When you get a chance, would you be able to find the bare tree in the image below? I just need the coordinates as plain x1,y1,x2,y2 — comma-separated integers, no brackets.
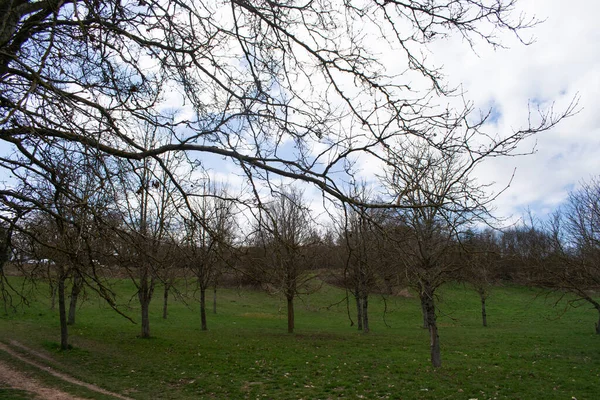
545,178,600,334
254,187,316,333
461,228,502,327
158,240,175,320
182,182,235,331
7,142,115,349
343,208,374,333
383,141,495,368
336,191,389,333
109,133,184,338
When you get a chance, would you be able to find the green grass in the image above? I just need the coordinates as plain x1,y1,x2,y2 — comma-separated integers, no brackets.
0,388,32,400
0,279,599,399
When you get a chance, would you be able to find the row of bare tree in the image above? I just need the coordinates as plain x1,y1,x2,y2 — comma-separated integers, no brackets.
3,170,598,368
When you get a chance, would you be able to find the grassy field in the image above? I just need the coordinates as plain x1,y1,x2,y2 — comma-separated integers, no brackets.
0,278,598,399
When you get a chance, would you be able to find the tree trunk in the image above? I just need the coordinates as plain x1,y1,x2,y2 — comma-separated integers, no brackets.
384,276,392,295
67,273,83,325
162,283,170,320
596,307,600,335
50,280,56,311
428,315,442,368
479,289,488,328
355,292,363,331
362,294,369,333
287,295,295,333
213,285,217,314
422,284,441,368
1,279,7,314
421,300,428,329
140,296,150,338
138,273,151,338
200,286,207,331
58,275,69,350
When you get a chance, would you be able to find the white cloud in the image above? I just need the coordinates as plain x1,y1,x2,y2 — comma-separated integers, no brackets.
418,0,600,223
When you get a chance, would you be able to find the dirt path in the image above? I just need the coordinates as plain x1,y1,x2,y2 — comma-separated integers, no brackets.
0,341,134,400
0,358,86,400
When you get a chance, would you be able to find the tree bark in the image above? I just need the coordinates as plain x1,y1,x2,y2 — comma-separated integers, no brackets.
138,180,152,339
479,289,488,327
162,283,170,320
50,280,56,311
421,300,428,329
138,272,151,338
362,294,369,333
200,286,207,331
213,285,217,314
140,296,150,338
355,292,363,331
58,275,69,350
287,295,295,333
67,273,83,325
422,285,441,368
1,279,7,314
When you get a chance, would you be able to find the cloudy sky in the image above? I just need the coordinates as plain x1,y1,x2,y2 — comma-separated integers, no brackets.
427,0,600,224
218,0,600,228
135,0,600,229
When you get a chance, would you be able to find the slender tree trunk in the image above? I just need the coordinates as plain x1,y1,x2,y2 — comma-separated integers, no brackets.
67,273,83,325
355,291,363,331
596,307,600,335
139,270,151,338
422,284,441,368
138,179,152,339
479,288,488,327
50,280,56,310
162,283,170,320
362,294,369,333
200,286,207,331
213,285,217,314
287,295,295,333
58,274,69,350
1,279,7,314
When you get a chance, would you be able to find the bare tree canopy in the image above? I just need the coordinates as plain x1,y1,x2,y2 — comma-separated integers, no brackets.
0,0,575,215
252,186,317,333
545,177,600,334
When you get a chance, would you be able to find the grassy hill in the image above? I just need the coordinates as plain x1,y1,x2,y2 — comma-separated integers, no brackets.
0,279,598,399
